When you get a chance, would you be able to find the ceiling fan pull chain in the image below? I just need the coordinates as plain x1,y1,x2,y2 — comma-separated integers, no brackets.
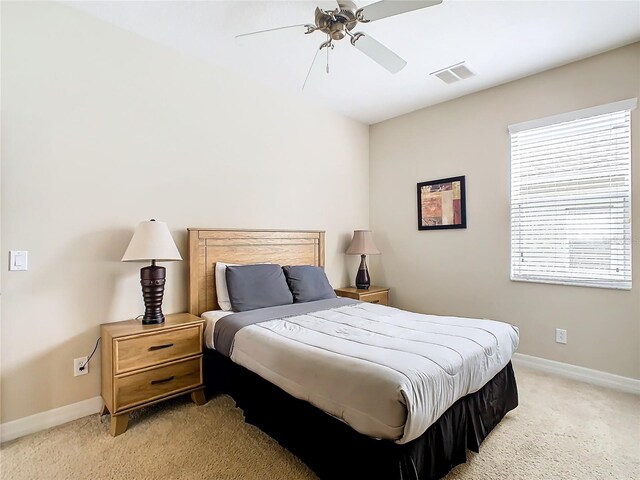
326,38,330,74
325,34,330,74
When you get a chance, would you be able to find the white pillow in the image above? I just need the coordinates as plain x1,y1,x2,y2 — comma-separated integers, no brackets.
215,262,237,311
215,261,271,311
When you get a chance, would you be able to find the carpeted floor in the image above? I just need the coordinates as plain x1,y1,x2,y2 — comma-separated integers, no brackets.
1,366,638,480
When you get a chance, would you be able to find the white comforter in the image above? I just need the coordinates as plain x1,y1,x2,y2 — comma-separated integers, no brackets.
205,302,519,444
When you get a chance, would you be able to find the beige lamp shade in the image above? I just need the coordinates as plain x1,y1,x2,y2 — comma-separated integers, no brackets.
346,230,380,255
121,220,182,262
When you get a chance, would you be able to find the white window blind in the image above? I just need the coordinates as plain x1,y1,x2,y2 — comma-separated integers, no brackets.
510,101,634,290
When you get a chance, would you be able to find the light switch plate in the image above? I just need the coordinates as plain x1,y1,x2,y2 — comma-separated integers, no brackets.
9,251,28,271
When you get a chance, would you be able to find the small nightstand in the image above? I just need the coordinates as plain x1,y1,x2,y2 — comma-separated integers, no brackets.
335,286,390,306
100,313,206,436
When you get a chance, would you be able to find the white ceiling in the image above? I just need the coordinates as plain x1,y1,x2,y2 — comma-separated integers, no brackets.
65,1,640,125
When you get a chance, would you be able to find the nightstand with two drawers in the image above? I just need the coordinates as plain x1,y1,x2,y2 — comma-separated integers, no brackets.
335,286,390,306
100,313,206,436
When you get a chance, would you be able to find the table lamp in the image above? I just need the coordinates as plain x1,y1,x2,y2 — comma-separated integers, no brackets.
346,230,380,290
122,219,182,324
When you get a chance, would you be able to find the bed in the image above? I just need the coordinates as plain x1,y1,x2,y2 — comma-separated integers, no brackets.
188,228,519,480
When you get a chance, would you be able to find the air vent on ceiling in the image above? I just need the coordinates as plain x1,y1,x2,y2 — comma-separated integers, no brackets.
430,62,475,84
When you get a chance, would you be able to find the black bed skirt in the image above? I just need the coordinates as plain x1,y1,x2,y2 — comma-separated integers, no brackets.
204,350,518,480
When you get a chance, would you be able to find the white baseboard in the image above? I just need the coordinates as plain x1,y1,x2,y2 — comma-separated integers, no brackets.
512,353,640,395
0,396,102,443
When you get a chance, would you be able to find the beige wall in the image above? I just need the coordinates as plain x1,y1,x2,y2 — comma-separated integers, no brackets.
0,3,369,422
370,43,640,379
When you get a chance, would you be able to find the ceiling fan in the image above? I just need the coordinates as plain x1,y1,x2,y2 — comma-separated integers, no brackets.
237,0,443,90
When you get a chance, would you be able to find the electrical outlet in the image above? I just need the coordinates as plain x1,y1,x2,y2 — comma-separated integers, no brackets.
74,356,89,376
555,328,567,344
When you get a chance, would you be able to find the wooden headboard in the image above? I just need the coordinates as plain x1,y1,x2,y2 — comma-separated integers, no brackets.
188,228,325,316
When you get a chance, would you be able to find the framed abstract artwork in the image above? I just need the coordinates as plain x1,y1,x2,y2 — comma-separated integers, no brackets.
417,175,466,230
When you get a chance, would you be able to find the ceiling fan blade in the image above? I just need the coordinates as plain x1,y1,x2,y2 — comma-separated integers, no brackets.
352,33,407,73
236,24,308,42
337,0,357,10
302,44,326,91
359,0,443,22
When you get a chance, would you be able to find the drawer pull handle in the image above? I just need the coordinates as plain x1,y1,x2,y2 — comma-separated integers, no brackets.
371,300,380,303
148,343,174,351
151,376,175,385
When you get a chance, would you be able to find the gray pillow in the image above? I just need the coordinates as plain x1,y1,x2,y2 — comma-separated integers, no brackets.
283,265,337,303
226,264,293,312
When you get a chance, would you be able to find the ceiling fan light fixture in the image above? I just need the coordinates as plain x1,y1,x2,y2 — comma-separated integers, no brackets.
330,22,347,40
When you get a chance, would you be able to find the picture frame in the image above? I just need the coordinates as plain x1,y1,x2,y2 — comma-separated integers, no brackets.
417,175,466,230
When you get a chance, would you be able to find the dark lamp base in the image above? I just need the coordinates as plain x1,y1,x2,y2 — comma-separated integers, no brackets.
142,314,165,325
140,263,166,325
355,254,371,290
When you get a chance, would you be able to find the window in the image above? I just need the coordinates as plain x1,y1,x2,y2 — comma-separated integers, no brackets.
509,99,635,290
